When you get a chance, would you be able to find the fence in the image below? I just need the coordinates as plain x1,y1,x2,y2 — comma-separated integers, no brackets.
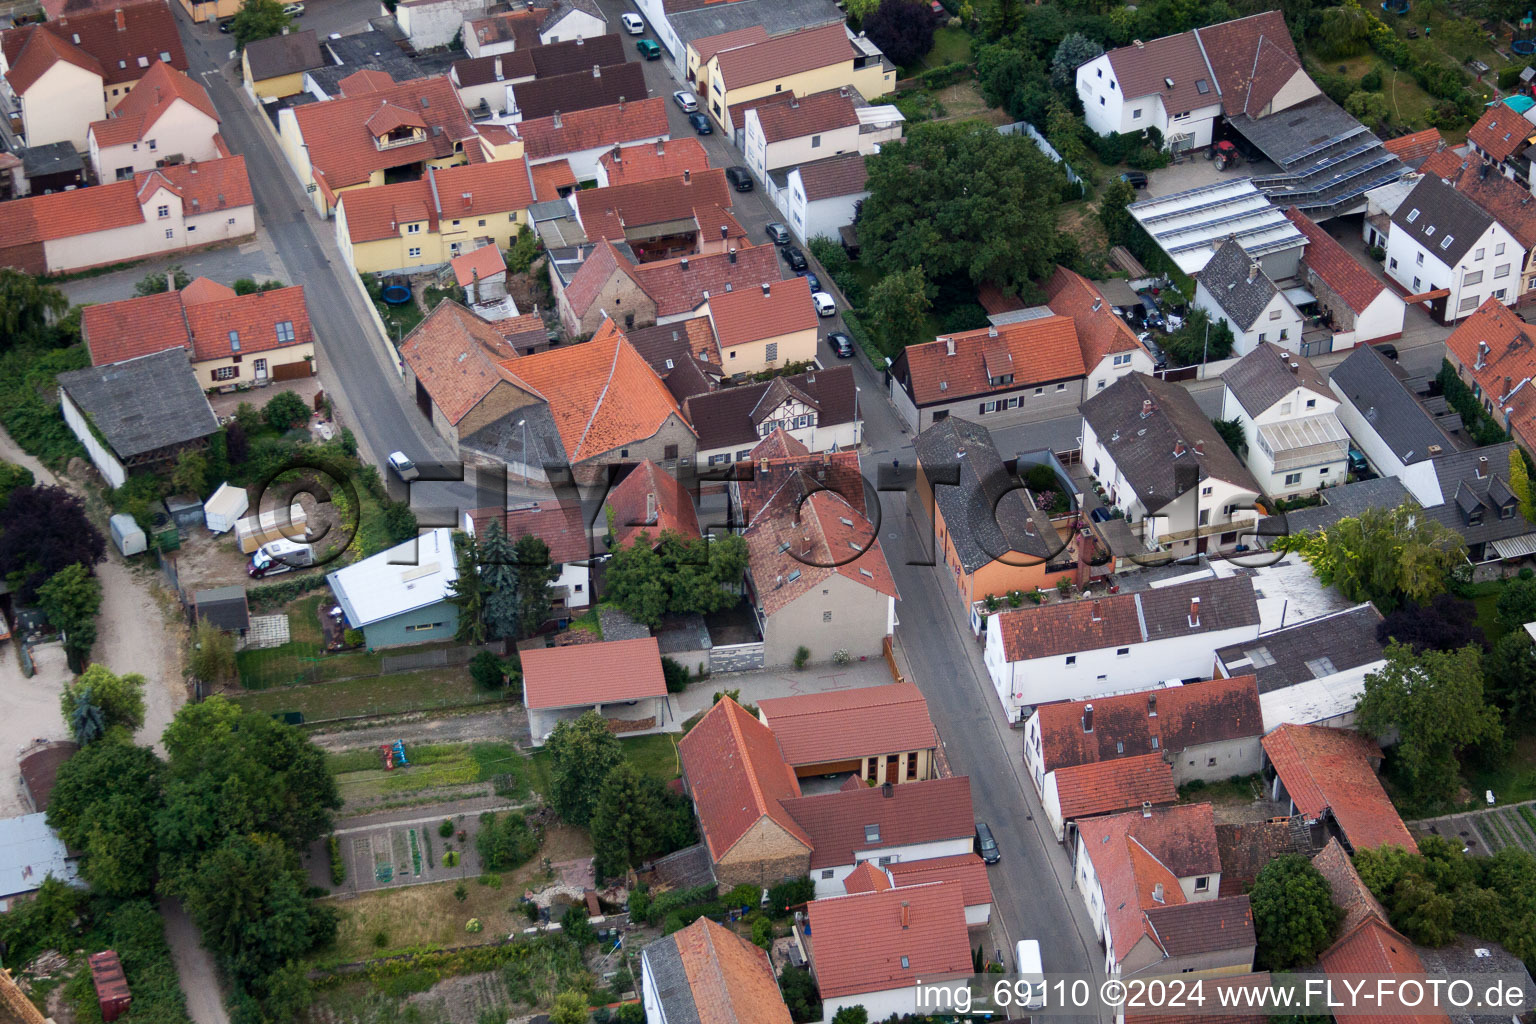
379,640,507,674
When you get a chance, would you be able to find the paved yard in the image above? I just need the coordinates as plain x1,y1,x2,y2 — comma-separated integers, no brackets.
671,659,897,721
242,615,290,650
56,239,278,307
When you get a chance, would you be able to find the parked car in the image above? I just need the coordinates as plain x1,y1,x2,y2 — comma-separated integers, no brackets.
1015,940,1046,1009
1120,170,1149,189
217,17,232,30
975,822,1000,864
798,270,821,292
828,331,854,358
636,38,661,59
1376,343,1399,360
687,111,712,134
621,12,644,33
725,166,753,191
782,245,808,271
282,2,304,15
1347,444,1369,476
765,222,791,245
1138,294,1164,331
672,90,698,112
387,450,419,482
812,291,836,316
248,538,315,579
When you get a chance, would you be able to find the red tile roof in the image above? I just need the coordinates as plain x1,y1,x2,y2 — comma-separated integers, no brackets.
705,276,815,349
977,282,1027,316
885,853,993,909
1382,128,1445,166
841,861,892,894
1193,11,1298,116
1053,754,1177,821
1445,297,1536,450
573,168,733,243
1240,38,1304,116
1102,31,1212,121
679,696,811,861
516,97,669,162
464,500,590,564
87,57,216,148
997,596,1143,663
599,137,710,187
727,91,796,133
1143,896,1254,956
744,487,898,617
605,459,701,548
795,152,868,202
1313,836,1389,936
293,76,474,193
669,918,795,1024
83,279,312,367
3,0,186,93
179,276,235,304
747,87,859,144
805,882,972,999
1284,208,1389,315
1319,918,1447,1024
632,243,778,319
1045,265,1148,366
338,158,533,243
713,23,852,91
782,776,974,870
464,9,541,50
1420,147,1536,250
897,313,1084,406
1262,724,1415,851
1468,103,1534,163
758,683,935,766
522,636,667,709
453,244,507,288
400,301,530,425
689,24,769,63
529,158,577,201
562,239,640,317
735,442,864,527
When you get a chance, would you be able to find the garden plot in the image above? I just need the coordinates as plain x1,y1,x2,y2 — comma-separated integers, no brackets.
1460,801,1536,854
337,817,487,893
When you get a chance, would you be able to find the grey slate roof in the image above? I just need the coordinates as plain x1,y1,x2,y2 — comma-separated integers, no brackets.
1328,344,1453,466
57,349,219,459
509,61,647,121
666,0,842,50
1256,476,1412,536
1081,373,1261,513
1197,238,1280,331
21,141,82,178
912,416,1057,572
1223,342,1333,418
1214,603,1385,694
194,586,250,632
243,29,324,80
640,934,702,1024
683,365,855,450
1422,442,1536,547
1390,173,1491,268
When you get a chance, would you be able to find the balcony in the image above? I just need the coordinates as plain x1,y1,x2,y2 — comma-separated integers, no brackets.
1257,414,1350,473
1154,511,1261,546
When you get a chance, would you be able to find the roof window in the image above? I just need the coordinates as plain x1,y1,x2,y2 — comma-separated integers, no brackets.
1195,79,1210,94
228,331,240,352
1440,236,1454,250
864,824,880,843
1407,209,1420,223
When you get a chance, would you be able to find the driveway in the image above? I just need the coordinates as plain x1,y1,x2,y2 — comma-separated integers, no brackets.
56,240,278,307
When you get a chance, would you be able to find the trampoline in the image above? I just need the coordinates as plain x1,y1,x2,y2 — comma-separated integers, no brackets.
1514,11,1536,55
380,281,413,305
1380,0,1409,14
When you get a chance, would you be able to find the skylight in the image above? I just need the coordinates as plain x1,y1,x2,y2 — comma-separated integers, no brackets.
1195,79,1210,94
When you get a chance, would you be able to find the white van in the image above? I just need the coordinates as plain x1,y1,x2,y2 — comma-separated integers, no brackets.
1015,939,1045,1009
248,538,315,578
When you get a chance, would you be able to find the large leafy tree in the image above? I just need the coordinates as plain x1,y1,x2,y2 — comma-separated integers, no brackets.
38,563,102,672
604,530,745,628
1250,854,1342,968
0,485,105,603
230,0,290,50
0,269,67,352
865,265,934,352
133,265,191,297
1357,641,1503,805
862,0,936,69
513,533,558,638
859,121,1063,296
59,663,145,742
1098,176,1138,248
1376,599,1484,654
589,762,697,879
47,737,164,896
1274,502,1465,612
1484,631,1536,719
1496,576,1536,631
543,711,624,827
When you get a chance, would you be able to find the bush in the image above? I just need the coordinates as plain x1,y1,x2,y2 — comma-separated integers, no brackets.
766,875,815,915
476,810,538,871
561,907,597,946
443,850,460,867
478,873,502,888
793,646,810,670
439,819,455,838
661,656,690,693
327,835,345,886
455,883,468,902
752,915,774,949
262,390,310,431
470,649,507,690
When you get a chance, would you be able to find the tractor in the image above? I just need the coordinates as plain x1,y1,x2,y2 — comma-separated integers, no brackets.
1209,141,1242,170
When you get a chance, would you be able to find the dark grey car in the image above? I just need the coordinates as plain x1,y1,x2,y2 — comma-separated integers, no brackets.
975,822,1000,864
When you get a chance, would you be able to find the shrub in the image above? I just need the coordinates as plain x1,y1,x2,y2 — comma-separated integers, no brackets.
373,930,389,948
661,656,690,693
327,835,345,886
262,390,310,431
477,873,502,888
342,628,364,647
793,645,810,670
443,850,460,867
439,819,455,838
454,883,468,902
470,649,507,690
726,883,760,907
476,810,538,871
562,907,597,946
766,876,815,915
752,915,774,949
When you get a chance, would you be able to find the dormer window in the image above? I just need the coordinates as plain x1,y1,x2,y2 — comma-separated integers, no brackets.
1501,504,1516,520
1469,507,1484,525
989,374,1014,386
864,824,880,843
406,223,421,234
229,331,241,352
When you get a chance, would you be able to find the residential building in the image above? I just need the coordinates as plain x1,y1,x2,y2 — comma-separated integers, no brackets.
451,34,628,116
569,168,743,264
1465,101,1536,185
56,348,219,489
799,881,973,1022
1022,676,1264,842
685,364,859,465
1045,267,1157,394
1193,239,1305,356
766,151,868,245
82,278,315,388
277,73,476,218
1214,818,1322,898
596,137,709,187
705,277,818,376
1218,343,1348,497
650,0,842,67
521,637,669,744
631,243,779,325
1076,23,1229,153
912,416,1072,612
551,239,654,337
1214,604,1387,731
626,316,723,402
397,0,592,52
983,575,1261,721
1382,128,1445,169
334,159,534,276
603,458,701,550
241,29,325,100
516,96,671,181
506,61,646,123
861,856,994,927
640,917,794,1024
1446,294,1536,453
1418,149,1536,301
0,153,255,276
729,428,863,524
460,9,540,57
757,682,937,785
326,528,460,648
699,24,893,139
742,87,901,181
1283,208,1405,353
1384,173,1523,323
176,0,238,25
454,244,509,305
0,1,188,150
86,59,221,182
462,499,592,612
1082,373,1264,556
1261,723,1416,852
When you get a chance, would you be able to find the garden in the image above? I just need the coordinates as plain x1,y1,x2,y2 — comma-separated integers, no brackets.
1466,799,1536,854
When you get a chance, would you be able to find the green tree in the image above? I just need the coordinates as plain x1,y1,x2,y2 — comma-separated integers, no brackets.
513,533,558,638
603,535,670,627
1274,502,1465,612
1357,641,1503,805
447,533,489,644
589,762,697,879
1496,576,1536,630
59,663,142,742
1160,307,1233,366
469,648,508,689
38,563,102,673
845,0,879,18
230,0,291,49
133,264,191,296
1098,176,1138,248
1050,32,1103,89
262,390,310,431
1510,450,1535,523
47,737,164,896
232,278,285,295
189,619,238,686
1345,90,1390,126
1250,854,1342,968
171,449,209,496
544,711,624,826
831,1008,870,1024
505,225,542,275
480,519,520,641
0,461,34,511
1485,631,1536,719
0,269,67,352
550,990,589,1024
981,0,1022,39
1212,417,1248,459
865,265,933,352
475,810,539,870
1045,97,1089,171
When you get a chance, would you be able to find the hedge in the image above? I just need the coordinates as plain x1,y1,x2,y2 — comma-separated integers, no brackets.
841,310,888,364
913,61,970,89
248,573,332,611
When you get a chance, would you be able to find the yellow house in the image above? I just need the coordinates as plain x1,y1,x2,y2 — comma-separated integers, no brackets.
703,277,819,376
180,0,241,22
684,24,768,99
336,160,535,275
241,30,325,99
702,23,894,138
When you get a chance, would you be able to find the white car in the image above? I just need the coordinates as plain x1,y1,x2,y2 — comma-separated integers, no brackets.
283,2,304,15
621,12,644,33
812,291,837,317
387,450,419,482
673,90,698,112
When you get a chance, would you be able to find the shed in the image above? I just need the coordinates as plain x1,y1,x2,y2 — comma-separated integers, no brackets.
193,586,250,634
0,812,78,899
18,742,79,813
203,482,250,533
163,494,205,529
87,951,131,1022
521,637,669,744
109,514,146,556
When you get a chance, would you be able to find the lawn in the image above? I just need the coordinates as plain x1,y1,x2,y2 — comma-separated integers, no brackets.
525,730,682,794
1307,50,1439,132
230,667,504,722
236,595,383,689
917,25,971,69
329,741,532,802
1467,735,1536,807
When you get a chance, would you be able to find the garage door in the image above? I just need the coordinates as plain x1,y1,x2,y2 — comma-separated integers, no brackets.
272,360,313,381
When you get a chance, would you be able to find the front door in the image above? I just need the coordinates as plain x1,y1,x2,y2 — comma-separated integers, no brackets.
254,358,268,382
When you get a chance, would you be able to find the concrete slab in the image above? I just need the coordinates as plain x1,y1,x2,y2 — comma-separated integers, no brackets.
669,658,896,722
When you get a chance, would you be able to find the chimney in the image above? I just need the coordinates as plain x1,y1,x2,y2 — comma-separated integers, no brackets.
1189,596,1201,627
553,111,562,128
166,273,177,294
1141,399,1153,417
1091,601,1102,622
1092,297,1102,312
611,143,622,163
720,224,728,239
680,257,689,270
900,900,910,928
1153,882,1165,903
1289,361,1299,374
1173,439,1185,458
729,247,737,264
1193,440,1204,456
645,492,657,523
944,336,955,356
593,64,601,77
576,35,584,45
1478,455,1489,478
1083,704,1094,733
1249,260,1260,282
618,96,625,113
987,326,998,338
790,95,799,109
1024,518,1036,536
1142,800,1153,817
683,168,691,184
761,282,770,296
115,7,125,30
883,781,894,799
494,56,503,80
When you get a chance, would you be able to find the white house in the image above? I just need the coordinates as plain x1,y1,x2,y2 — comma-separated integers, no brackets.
982,575,1261,721
85,60,222,183
1220,344,1349,497
326,528,461,648
520,638,669,745
741,87,901,183
1194,239,1305,356
1327,343,1456,494
397,0,492,51
461,501,591,613
1081,373,1264,556
767,152,868,245
1385,173,1524,323
534,0,606,43
686,365,860,466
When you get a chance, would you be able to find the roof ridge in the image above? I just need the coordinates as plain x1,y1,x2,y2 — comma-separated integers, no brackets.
571,327,623,461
